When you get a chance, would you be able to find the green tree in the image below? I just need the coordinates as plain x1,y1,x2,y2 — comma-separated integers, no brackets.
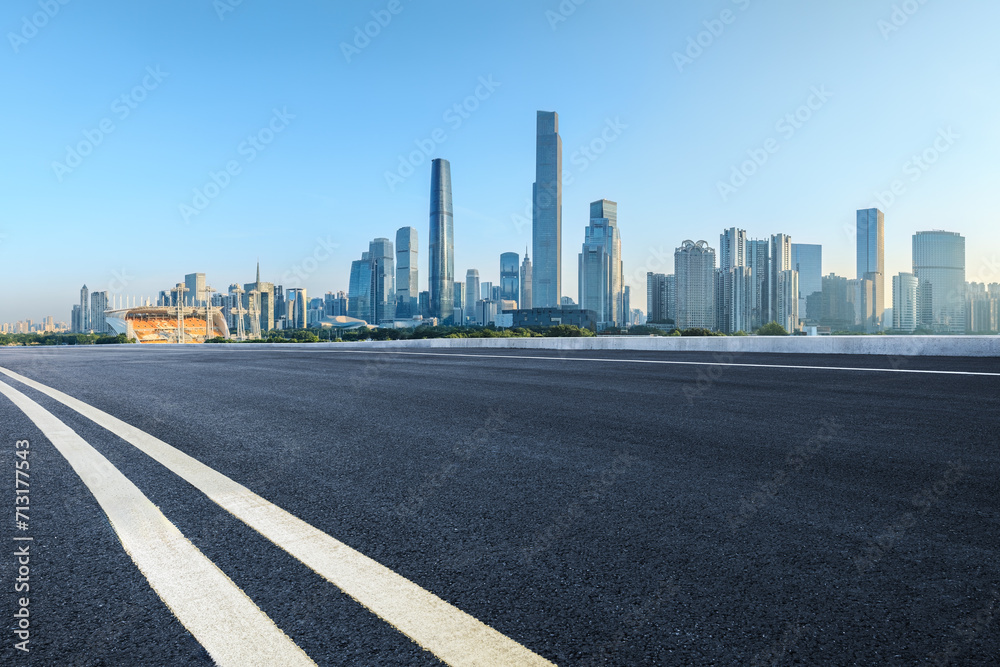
755,321,789,336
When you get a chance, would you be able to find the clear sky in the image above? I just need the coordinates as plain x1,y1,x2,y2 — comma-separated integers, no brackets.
2,0,998,323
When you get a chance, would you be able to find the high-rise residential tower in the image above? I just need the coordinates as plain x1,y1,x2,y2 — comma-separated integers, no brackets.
78,284,90,332
500,252,520,303
578,199,623,328
520,248,532,309
857,208,885,331
769,234,792,325
532,111,562,307
913,230,966,333
675,240,717,330
748,239,770,329
719,227,748,270
429,159,454,322
396,226,418,319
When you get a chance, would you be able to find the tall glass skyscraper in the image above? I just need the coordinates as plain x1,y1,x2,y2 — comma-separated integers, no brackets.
465,269,480,322
429,158,454,323
395,227,418,319
348,252,373,322
578,200,623,328
532,111,562,308
913,230,966,333
791,243,823,322
857,208,885,331
500,252,520,303
369,238,395,325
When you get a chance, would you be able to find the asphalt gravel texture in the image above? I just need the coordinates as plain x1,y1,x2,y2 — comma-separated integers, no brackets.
0,345,998,666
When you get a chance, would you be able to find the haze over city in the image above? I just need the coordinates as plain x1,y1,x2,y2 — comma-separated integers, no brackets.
3,0,999,324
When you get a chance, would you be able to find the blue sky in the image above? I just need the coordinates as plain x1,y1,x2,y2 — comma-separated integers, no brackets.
2,0,998,323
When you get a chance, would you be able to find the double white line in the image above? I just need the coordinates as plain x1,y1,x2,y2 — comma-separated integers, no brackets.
0,366,554,667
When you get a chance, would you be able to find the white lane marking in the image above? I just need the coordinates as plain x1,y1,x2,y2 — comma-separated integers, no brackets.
0,378,315,667
0,366,555,667
315,349,1000,377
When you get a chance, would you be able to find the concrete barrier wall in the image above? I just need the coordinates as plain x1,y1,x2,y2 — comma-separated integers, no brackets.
317,335,1000,357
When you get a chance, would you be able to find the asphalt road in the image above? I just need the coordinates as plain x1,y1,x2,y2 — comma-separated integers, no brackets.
1,345,998,665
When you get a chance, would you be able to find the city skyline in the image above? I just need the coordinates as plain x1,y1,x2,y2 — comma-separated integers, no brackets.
3,2,1000,323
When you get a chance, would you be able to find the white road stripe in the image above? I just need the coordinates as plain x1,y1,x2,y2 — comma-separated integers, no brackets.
0,366,555,667
0,378,315,667
321,349,1000,377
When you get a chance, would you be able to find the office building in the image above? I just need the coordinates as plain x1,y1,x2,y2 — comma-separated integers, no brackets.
675,240,716,330
428,159,454,322
791,244,823,323
892,272,919,333
185,273,207,306
396,227,419,319
857,208,885,331
647,273,669,323
912,230,966,334
466,269,480,322
532,111,562,307
500,252,520,303
453,282,466,311
243,263,275,334
578,199,623,329
820,274,855,331
288,288,308,329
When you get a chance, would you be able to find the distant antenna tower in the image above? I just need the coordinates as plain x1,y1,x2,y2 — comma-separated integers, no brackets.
171,283,189,344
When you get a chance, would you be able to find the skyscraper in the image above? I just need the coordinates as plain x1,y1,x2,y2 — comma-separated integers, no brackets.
892,272,919,333
748,239,770,329
520,249,532,309
90,291,109,334
777,270,800,333
719,227,748,271
769,234,792,325
715,267,753,334
913,230,966,333
466,269,480,323
856,208,885,332
646,273,669,323
369,238,395,325
185,272,207,306
79,284,89,333
532,111,562,308
500,252,520,303
288,288,308,329
396,226,418,319
429,159,454,322
348,252,373,323
578,200,623,328
675,240,716,330
791,244,823,323
243,263,275,334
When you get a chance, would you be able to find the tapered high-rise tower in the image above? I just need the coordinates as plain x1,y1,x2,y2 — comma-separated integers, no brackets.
532,111,562,308
857,208,885,332
429,158,454,322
